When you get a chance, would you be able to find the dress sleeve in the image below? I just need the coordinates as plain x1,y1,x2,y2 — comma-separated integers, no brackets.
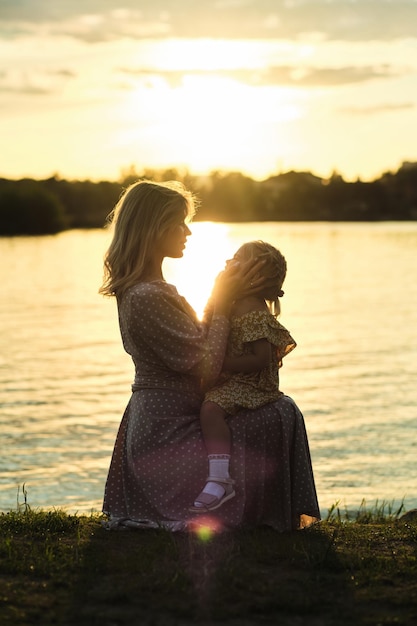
238,311,297,362
125,283,230,386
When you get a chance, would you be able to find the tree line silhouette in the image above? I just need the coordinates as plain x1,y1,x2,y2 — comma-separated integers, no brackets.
0,162,416,235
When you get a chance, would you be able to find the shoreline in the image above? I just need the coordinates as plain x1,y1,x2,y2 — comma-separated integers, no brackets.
1,494,414,520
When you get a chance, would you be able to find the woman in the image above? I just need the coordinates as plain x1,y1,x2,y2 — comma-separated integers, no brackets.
100,180,320,531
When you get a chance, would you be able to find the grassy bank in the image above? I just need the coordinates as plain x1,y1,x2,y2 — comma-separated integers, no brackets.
0,503,416,626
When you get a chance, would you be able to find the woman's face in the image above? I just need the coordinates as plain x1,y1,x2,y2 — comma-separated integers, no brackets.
156,217,191,259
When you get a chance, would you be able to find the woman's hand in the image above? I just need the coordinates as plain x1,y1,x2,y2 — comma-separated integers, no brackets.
211,257,266,316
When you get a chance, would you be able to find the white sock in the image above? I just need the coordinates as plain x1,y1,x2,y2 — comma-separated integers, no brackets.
208,454,231,481
194,455,231,506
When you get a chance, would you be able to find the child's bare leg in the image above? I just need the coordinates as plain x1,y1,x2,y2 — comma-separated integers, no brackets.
200,400,231,455
190,401,235,513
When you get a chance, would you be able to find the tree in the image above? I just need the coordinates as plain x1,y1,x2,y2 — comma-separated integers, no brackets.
196,172,263,221
0,181,67,235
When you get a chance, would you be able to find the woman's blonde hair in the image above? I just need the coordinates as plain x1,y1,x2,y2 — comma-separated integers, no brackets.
234,240,287,315
99,180,195,298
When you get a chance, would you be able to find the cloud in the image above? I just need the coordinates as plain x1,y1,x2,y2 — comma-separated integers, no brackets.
50,69,76,78
0,84,52,95
0,68,75,96
338,102,416,115
0,11,172,43
258,65,400,86
117,63,403,88
118,68,186,89
1,0,417,42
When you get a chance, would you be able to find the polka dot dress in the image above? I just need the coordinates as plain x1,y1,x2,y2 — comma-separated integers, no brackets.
102,282,320,531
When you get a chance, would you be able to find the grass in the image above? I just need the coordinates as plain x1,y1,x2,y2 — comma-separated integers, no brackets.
0,496,416,625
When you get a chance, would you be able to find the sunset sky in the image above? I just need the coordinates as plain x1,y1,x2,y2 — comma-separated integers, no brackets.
1,0,417,182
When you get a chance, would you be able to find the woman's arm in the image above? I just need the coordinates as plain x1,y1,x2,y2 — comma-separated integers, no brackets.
125,284,230,386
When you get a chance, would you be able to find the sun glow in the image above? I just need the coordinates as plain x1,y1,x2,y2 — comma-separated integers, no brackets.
117,65,303,177
145,38,268,72
163,223,237,319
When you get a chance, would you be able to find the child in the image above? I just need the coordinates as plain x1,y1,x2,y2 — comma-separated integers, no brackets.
190,241,296,513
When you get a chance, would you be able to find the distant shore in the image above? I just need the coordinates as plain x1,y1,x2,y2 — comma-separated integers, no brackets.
1,161,417,235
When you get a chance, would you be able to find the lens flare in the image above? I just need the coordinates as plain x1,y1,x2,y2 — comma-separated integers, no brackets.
187,514,224,541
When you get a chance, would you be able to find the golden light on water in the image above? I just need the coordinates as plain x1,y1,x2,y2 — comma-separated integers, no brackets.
2,225,417,513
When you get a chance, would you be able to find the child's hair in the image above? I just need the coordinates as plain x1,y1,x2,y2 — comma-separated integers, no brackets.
234,240,287,316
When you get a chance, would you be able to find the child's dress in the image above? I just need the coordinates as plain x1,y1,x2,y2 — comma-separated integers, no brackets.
205,310,296,415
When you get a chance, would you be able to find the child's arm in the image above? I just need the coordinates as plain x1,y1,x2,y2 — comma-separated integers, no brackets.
223,338,272,374
222,295,271,373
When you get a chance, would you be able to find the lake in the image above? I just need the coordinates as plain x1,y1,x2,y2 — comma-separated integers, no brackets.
1,222,416,517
